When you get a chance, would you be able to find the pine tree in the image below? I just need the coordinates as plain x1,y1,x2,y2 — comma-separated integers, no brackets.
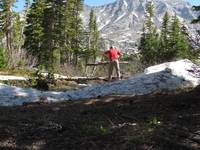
0,47,6,68
42,0,69,71
13,13,25,63
145,0,154,33
70,0,84,65
159,12,170,62
61,0,74,63
58,0,84,65
138,24,146,55
169,15,190,59
139,1,159,66
23,0,46,68
88,9,99,62
0,0,16,67
24,0,84,71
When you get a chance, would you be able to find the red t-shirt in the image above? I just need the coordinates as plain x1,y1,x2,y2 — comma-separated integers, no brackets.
105,48,121,61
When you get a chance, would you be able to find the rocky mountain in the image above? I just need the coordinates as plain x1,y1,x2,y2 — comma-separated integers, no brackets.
82,0,199,53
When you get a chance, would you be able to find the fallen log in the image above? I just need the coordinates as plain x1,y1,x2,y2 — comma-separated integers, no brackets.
86,61,129,66
39,73,107,81
58,76,107,81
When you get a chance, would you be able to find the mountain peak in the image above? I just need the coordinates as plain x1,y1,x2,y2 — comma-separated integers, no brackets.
82,0,197,52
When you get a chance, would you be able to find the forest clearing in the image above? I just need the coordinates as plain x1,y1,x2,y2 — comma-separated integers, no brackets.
0,59,200,149
0,0,200,150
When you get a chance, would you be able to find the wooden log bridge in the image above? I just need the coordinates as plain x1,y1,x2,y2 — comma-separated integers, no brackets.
85,61,130,76
59,76,107,81
86,61,130,66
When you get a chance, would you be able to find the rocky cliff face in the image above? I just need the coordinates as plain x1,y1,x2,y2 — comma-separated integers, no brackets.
82,0,199,52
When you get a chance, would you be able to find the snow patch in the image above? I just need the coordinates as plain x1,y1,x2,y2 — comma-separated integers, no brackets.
0,59,200,106
132,12,138,18
145,59,200,86
123,0,128,8
114,12,126,23
99,20,111,30
0,75,28,81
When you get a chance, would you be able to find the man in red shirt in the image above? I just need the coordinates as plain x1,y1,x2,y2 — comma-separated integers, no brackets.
104,46,122,81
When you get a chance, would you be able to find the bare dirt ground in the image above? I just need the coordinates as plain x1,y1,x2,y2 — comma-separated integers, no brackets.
0,87,200,150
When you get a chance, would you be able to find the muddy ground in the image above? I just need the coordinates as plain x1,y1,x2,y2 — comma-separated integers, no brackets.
0,87,200,150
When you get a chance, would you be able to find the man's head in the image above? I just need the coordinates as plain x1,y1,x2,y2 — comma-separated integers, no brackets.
110,46,113,49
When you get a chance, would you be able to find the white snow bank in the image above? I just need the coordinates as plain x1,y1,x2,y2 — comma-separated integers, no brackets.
0,75,28,80
145,59,200,86
0,59,200,106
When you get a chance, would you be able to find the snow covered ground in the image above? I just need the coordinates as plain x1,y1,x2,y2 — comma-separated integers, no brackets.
0,75,28,81
0,59,200,106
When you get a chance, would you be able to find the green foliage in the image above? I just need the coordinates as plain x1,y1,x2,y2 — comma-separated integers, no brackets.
159,12,171,62
139,1,159,66
0,0,16,67
85,10,99,62
145,1,155,33
24,0,45,66
139,2,194,66
24,0,85,71
31,70,57,91
169,15,190,59
81,122,110,136
148,117,161,126
0,47,6,68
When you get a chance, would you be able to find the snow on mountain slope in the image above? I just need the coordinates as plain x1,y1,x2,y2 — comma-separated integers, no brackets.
82,0,199,52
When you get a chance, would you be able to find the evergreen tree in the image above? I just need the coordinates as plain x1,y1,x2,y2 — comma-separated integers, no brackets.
70,0,84,65
41,0,66,71
145,0,154,33
138,24,146,56
139,2,192,65
139,1,159,66
159,12,170,62
24,0,84,71
23,0,46,68
0,0,16,66
13,13,25,63
0,47,6,68
169,15,190,59
88,9,99,62
59,0,84,65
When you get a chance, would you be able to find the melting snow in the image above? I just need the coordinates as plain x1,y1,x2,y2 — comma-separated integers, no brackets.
0,59,200,106
0,75,28,81
99,20,111,30
114,12,126,23
132,12,138,18
123,0,128,8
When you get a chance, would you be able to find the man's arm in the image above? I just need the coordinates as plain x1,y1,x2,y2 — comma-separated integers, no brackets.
117,50,122,59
